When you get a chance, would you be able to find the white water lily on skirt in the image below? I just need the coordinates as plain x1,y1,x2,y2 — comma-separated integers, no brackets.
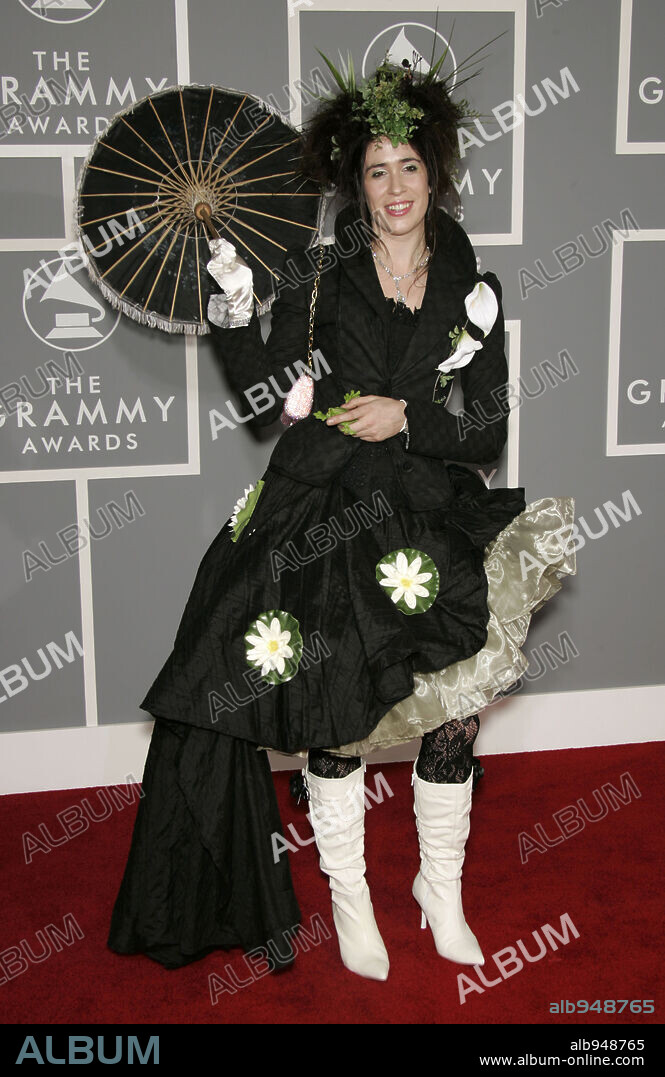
244,609,303,685
375,548,440,615
229,479,264,542
436,280,499,381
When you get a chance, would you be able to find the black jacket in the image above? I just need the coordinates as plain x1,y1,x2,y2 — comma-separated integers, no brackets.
207,200,510,511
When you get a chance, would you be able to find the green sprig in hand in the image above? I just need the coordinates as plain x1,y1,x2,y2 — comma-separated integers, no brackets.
314,390,361,435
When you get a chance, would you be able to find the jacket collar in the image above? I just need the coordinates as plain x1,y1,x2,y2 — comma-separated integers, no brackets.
332,200,478,380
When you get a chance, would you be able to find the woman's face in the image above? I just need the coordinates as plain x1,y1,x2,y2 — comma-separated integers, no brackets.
361,137,431,240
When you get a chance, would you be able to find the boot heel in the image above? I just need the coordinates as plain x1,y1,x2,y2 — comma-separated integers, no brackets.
420,909,427,930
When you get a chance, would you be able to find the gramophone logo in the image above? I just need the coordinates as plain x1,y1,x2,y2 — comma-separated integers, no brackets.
23,249,119,351
19,0,107,23
361,23,457,86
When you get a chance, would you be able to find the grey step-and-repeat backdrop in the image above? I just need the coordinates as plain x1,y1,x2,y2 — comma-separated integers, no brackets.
1,0,663,794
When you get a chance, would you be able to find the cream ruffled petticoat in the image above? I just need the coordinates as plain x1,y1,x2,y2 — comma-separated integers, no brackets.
286,495,576,759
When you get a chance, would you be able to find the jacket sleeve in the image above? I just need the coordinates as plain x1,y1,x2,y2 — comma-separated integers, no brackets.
401,270,510,464
205,249,311,428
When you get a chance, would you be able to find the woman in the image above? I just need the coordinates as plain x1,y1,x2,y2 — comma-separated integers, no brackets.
107,55,575,980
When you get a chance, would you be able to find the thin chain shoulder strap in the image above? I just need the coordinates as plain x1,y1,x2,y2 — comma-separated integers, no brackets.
306,242,326,371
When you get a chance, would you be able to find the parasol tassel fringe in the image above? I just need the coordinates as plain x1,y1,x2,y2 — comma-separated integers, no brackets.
76,227,269,334
82,259,211,335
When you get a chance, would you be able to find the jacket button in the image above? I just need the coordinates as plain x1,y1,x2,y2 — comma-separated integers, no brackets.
402,461,414,473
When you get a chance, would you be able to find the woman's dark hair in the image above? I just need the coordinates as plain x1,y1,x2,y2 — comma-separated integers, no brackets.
296,70,468,284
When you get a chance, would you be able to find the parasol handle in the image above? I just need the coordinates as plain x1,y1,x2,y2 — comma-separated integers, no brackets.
194,202,220,240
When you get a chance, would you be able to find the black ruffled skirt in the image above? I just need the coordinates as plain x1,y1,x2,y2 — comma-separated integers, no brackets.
108,456,575,967
137,459,528,751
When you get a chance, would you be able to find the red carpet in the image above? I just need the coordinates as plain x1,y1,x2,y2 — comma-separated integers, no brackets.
1,742,661,1025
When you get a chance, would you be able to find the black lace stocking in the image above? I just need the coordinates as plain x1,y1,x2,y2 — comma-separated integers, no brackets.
307,747,362,779
415,714,480,784
291,719,482,805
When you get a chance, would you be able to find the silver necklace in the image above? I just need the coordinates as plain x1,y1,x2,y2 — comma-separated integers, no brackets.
371,245,430,304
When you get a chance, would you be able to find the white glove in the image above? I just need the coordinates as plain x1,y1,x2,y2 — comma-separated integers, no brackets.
206,237,254,327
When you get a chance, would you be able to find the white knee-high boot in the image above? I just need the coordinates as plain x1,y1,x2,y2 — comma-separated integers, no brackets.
304,761,389,981
411,763,484,965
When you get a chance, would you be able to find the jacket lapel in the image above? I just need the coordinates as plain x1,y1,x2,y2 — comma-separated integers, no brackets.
333,201,477,385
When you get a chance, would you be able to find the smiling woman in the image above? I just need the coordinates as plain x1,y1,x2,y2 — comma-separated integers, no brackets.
363,140,431,293
107,41,576,984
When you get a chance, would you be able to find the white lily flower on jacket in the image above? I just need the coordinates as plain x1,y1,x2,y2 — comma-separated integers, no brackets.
466,280,498,337
436,281,499,375
436,330,483,373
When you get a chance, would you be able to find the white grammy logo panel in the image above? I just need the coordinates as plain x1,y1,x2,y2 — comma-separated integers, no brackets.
23,250,118,348
18,0,107,24
0,245,191,474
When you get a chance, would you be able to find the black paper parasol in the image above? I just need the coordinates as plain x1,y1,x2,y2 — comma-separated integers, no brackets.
74,84,322,334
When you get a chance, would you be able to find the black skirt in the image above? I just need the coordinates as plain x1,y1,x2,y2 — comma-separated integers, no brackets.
138,458,526,752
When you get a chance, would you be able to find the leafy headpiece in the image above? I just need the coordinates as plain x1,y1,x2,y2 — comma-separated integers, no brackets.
297,17,505,216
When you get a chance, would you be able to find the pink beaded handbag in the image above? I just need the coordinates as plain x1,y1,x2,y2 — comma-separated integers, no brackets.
280,243,326,427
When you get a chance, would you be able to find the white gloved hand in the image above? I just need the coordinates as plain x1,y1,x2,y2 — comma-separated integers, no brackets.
206,237,254,327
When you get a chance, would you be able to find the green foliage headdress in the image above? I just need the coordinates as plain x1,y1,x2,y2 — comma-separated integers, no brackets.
297,14,506,218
